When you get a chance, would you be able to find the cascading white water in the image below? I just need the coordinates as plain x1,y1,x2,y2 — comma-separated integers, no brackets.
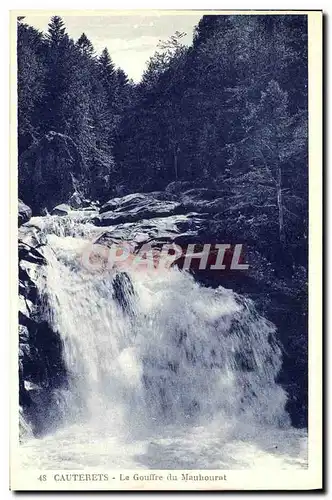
20,214,308,469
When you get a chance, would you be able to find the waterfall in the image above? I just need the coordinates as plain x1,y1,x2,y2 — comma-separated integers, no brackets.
20,214,307,470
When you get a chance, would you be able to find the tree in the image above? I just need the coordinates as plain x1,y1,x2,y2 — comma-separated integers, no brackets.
41,17,79,133
46,16,66,46
98,48,117,108
141,31,186,90
99,48,116,80
76,33,95,57
17,21,46,153
18,12,308,234
244,81,304,247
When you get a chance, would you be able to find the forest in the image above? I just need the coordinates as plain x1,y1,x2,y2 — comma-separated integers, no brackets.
18,14,308,262
17,14,309,426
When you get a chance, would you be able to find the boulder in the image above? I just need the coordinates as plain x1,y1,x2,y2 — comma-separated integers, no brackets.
19,131,83,214
18,199,32,227
97,189,228,227
94,213,208,257
100,191,176,215
68,192,83,209
68,192,100,211
165,181,197,195
18,242,46,265
100,193,148,214
18,224,46,249
52,204,71,216
96,193,184,227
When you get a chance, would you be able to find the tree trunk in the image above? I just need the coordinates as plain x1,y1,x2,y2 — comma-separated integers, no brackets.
173,146,178,181
276,164,286,246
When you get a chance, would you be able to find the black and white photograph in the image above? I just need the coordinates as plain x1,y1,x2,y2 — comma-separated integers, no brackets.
11,9,322,491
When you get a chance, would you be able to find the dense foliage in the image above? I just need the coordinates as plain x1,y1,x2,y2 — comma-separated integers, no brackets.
18,16,133,209
18,15,307,263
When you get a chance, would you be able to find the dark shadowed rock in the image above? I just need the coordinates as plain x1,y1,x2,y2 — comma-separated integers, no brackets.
94,213,207,251
19,242,47,265
97,189,227,227
18,199,32,227
181,188,220,201
18,224,46,248
68,192,84,209
100,193,150,213
19,131,83,214
96,193,184,226
112,272,136,314
165,181,198,194
100,192,176,215
52,204,71,216
18,217,68,435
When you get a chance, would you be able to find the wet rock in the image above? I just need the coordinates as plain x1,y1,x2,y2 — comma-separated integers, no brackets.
96,194,184,226
19,223,46,248
96,189,228,228
18,199,32,227
18,221,67,435
94,213,207,252
52,203,71,216
68,191,84,209
19,324,30,346
112,272,135,314
19,295,33,318
100,192,150,213
19,242,46,265
99,191,173,214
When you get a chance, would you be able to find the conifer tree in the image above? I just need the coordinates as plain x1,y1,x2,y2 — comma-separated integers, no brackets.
99,48,116,79
76,32,95,57
46,16,66,46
